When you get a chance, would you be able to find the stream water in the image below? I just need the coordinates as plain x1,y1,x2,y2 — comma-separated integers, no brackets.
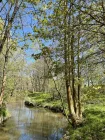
0,101,67,140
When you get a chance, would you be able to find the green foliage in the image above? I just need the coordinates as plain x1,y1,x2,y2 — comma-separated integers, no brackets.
82,85,105,103
26,0,40,5
0,104,9,118
0,108,7,117
32,46,52,60
25,92,64,110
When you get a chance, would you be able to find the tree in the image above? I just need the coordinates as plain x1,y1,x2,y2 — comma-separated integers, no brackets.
0,0,23,53
31,0,84,126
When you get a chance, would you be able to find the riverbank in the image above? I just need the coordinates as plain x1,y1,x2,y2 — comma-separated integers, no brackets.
0,105,11,125
62,104,105,140
25,91,105,140
24,92,66,114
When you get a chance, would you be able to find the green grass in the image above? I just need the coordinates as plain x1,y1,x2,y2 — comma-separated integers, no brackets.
25,92,63,109
67,85,105,140
68,104,105,140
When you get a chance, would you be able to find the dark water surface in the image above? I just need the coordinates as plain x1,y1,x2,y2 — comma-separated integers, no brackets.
0,101,67,140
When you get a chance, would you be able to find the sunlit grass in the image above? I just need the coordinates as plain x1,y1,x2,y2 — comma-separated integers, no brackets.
67,86,105,140
25,92,65,111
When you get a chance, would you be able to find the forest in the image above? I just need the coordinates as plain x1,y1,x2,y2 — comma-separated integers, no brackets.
0,0,105,140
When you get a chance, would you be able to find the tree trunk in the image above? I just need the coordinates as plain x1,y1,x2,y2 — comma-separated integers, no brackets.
77,24,82,118
71,34,77,114
0,45,9,106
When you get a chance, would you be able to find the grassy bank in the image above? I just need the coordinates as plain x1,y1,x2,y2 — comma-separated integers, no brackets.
63,85,105,140
25,92,66,113
25,88,105,140
62,104,105,140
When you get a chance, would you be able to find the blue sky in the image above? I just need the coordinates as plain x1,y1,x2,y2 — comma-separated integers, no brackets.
0,0,54,64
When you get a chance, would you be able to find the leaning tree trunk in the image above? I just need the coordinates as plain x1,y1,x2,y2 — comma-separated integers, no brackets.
0,0,20,53
0,45,9,106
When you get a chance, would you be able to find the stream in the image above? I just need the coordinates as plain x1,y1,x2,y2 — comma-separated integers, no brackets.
0,101,67,140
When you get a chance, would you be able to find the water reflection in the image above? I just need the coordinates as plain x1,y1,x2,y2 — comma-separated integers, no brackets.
0,101,67,140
